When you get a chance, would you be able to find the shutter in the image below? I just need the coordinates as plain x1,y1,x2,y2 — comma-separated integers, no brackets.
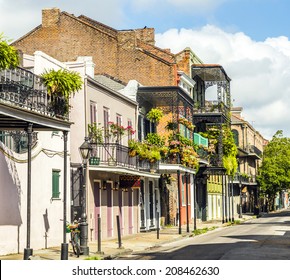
52,170,60,198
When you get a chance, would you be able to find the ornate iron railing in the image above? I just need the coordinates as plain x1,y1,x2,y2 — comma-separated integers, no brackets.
89,142,159,172
193,100,229,115
0,67,68,120
233,173,257,184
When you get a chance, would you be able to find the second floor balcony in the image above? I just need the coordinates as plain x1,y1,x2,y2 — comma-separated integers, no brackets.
233,173,257,185
88,142,159,174
0,67,69,121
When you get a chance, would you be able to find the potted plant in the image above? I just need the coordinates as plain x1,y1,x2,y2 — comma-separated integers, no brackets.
88,123,104,144
146,108,163,123
41,68,83,117
165,121,178,131
128,139,141,157
89,156,100,165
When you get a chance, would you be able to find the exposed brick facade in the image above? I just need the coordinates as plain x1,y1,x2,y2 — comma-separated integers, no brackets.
175,47,203,77
13,8,179,86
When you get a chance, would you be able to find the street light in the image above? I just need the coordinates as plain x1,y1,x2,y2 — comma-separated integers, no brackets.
79,137,92,255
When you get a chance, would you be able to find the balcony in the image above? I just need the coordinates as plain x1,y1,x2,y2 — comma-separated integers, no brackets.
193,100,229,116
0,67,68,121
89,142,159,173
246,145,262,159
233,173,257,185
194,132,208,147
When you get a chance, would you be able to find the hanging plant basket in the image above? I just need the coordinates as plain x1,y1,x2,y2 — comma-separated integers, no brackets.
146,108,163,123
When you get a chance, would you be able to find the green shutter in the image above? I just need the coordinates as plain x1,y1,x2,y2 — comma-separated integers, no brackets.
52,170,60,198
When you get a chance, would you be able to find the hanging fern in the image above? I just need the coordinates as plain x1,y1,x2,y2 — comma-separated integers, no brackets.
40,69,83,116
41,69,83,100
0,33,19,70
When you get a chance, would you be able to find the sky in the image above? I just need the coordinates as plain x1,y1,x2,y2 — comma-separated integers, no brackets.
1,0,290,140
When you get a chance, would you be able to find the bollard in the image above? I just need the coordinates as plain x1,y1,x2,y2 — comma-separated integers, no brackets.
60,243,68,260
97,214,102,253
157,212,160,239
116,215,123,248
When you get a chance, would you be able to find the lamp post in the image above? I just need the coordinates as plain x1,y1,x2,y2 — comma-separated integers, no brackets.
177,152,182,234
79,137,92,255
185,172,189,233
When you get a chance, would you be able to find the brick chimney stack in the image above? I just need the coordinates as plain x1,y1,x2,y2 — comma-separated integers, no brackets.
42,8,60,27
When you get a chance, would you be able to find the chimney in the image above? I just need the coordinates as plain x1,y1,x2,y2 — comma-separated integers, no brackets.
42,8,60,28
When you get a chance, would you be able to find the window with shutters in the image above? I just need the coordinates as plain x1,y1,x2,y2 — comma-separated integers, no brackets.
52,169,61,199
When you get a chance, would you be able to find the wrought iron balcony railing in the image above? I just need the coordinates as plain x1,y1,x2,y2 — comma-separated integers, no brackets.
0,67,68,120
233,173,257,184
246,145,262,157
89,142,159,172
193,100,229,115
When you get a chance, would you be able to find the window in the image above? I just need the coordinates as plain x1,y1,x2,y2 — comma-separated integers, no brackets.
90,101,97,124
232,129,239,146
52,170,61,199
116,114,122,143
116,114,122,126
127,119,133,141
103,107,109,142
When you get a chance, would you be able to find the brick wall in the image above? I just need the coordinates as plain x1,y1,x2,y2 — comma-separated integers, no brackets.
13,8,177,86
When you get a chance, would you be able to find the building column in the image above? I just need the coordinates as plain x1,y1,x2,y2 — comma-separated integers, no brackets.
24,123,33,260
61,130,68,260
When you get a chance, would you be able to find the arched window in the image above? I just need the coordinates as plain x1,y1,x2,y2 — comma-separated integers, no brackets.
232,129,239,146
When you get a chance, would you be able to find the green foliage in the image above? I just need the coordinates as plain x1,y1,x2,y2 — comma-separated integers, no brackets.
146,108,163,123
145,133,165,146
128,132,169,162
200,126,238,175
0,33,19,70
167,133,199,169
85,255,102,260
222,127,238,175
165,121,178,131
88,123,104,144
192,226,217,236
257,130,290,210
41,69,83,116
41,69,83,100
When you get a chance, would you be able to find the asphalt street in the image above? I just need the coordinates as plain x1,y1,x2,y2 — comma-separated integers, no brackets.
117,210,290,260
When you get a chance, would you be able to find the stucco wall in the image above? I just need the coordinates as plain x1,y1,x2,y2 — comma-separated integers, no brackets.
0,132,70,255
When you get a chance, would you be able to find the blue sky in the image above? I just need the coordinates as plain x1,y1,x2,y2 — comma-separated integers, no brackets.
1,0,290,139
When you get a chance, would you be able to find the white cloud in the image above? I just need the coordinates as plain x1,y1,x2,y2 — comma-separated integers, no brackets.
156,25,290,139
1,1,290,140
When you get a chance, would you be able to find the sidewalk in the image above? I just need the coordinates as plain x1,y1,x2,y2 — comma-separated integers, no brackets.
0,214,255,260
